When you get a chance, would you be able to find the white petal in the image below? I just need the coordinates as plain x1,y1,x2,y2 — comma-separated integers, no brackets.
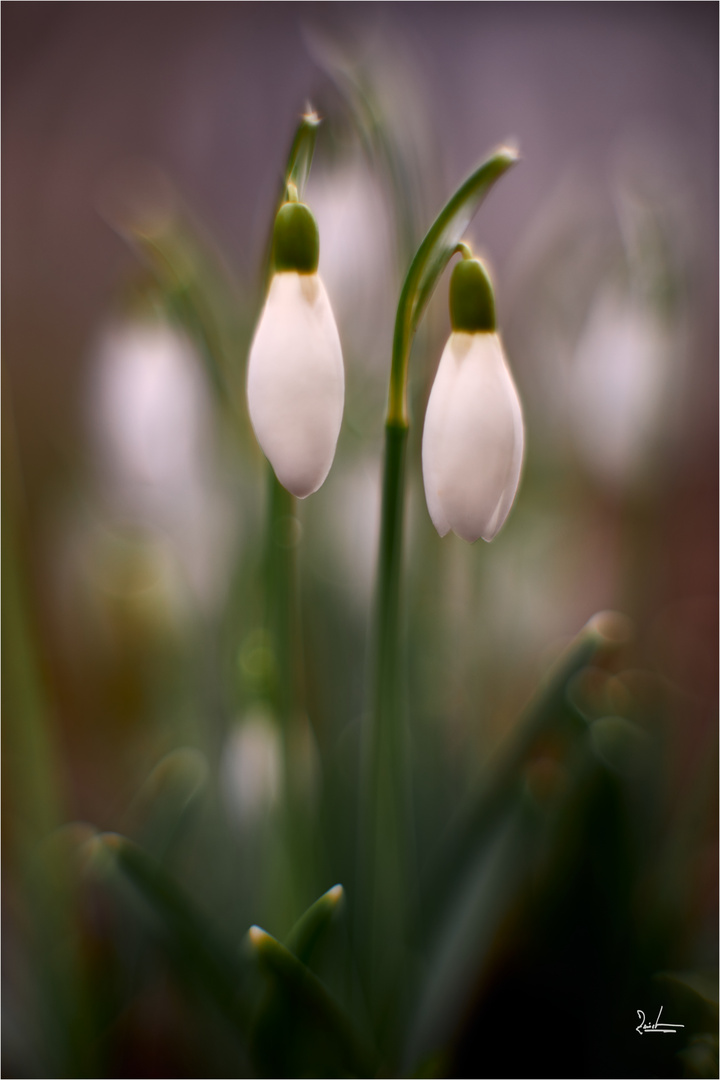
422,332,524,543
420,347,454,538
247,272,344,498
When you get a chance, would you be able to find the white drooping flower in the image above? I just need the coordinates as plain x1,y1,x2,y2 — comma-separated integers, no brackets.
422,256,524,543
247,200,344,498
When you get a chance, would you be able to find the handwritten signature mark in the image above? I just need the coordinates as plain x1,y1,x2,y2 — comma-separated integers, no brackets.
636,1006,684,1035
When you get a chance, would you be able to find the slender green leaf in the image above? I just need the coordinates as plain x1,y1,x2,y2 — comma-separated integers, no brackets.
3,422,98,1078
90,833,252,1032
407,729,613,1074
109,199,245,418
285,108,321,198
285,882,345,964
405,799,537,1072
656,971,719,1008
125,747,209,862
248,925,376,1078
420,611,632,936
306,34,426,264
250,884,347,1071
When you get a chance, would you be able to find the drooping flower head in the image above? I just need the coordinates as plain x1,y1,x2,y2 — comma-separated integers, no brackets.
247,198,344,498
422,254,524,542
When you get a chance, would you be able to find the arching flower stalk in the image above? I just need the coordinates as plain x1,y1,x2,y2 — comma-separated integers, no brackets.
422,251,524,542
360,148,518,1003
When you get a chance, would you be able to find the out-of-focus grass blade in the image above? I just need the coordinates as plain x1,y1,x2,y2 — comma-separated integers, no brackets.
678,1033,720,1080
407,729,615,1074
656,972,719,1077
474,611,633,786
284,108,321,199
305,33,428,264
100,171,246,419
3,412,98,1078
660,972,720,1019
650,723,718,937
125,747,209,862
250,885,351,1075
89,833,252,1032
285,882,345,964
248,924,376,1078
422,611,632,925
656,970,719,1011
405,798,537,1071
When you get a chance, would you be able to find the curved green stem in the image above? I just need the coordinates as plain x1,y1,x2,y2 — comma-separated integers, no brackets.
261,111,321,926
387,146,518,426
362,146,519,1032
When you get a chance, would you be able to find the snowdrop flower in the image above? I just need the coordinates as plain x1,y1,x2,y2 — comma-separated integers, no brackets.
247,198,344,497
570,285,671,489
91,315,237,611
220,708,282,826
422,256,524,542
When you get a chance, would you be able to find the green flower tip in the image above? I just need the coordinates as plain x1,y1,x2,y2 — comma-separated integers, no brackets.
273,201,319,273
449,256,496,333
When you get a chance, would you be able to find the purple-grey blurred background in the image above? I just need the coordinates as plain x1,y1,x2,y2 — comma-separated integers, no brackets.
3,1,718,820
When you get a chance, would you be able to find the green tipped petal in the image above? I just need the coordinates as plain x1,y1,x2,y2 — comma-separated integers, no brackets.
449,258,496,332
272,202,319,273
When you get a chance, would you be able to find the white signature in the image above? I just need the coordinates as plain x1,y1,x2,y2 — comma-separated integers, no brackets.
636,1006,684,1035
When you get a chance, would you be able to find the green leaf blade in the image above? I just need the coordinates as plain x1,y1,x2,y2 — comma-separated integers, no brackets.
285,882,345,965
285,108,321,198
248,925,376,1078
90,833,252,1032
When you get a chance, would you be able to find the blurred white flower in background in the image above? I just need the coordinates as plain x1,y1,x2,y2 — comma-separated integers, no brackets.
220,709,283,827
504,162,689,496
90,317,237,613
307,156,394,372
95,320,205,490
220,707,320,828
570,285,673,489
309,456,381,610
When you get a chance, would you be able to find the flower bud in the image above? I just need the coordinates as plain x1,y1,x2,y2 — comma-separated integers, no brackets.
247,201,344,498
422,258,524,542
